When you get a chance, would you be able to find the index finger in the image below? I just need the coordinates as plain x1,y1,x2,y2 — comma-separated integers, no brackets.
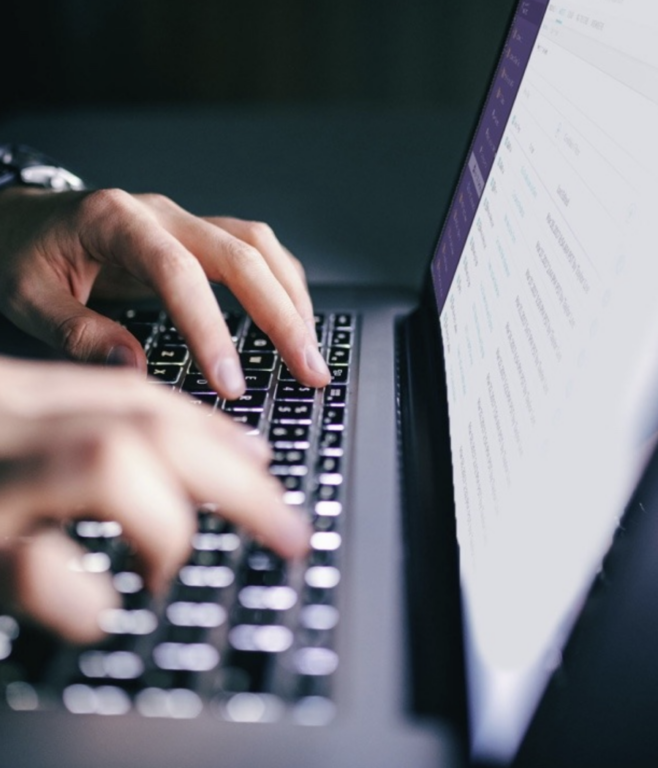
82,198,246,399
163,211,331,388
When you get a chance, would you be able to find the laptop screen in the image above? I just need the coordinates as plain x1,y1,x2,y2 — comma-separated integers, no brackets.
432,0,658,761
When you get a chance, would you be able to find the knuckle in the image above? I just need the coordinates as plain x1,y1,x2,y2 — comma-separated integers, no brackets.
222,239,262,278
79,188,133,220
138,192,174,211
76,426,126,486
55,313,96,361
153,244,201,284
244,220,275,248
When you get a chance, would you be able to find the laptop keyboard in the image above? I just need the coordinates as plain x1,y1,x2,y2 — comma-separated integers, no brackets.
0,308,356,726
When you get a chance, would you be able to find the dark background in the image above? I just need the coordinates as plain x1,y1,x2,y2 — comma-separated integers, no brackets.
4,0,516,114
2,0,518,290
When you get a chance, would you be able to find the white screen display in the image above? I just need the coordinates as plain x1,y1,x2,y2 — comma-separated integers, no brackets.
440,1,658,761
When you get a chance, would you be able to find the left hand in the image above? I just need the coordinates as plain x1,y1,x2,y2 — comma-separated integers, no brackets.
0,187,331,398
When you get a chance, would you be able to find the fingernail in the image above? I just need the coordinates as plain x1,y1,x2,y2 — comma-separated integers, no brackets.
216,357,246,398
106,345,138,367
305,344,330,379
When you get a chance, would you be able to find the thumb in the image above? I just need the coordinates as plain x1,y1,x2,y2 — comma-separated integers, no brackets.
13,286,147,370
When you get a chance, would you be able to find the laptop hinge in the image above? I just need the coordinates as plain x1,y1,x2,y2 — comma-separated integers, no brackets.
396,281,469,737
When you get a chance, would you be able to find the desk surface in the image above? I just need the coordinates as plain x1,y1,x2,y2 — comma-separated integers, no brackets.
1,106,472,291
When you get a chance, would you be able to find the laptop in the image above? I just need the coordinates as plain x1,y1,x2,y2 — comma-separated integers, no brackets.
2,0,658,765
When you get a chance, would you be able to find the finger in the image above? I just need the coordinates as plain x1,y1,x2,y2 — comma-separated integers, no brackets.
80,195,245,399
155,420,310,559
2,529,120,644
0,417,196,591
4,280,147,371
163,212,330,388
0,359,271,465
206,218,316,334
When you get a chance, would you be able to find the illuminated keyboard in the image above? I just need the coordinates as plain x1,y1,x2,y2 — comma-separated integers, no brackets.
0,309,357,726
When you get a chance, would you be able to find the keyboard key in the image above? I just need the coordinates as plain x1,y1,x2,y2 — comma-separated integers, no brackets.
268,424,310,447
271,449,307,466
242,335,275,353
315,498,343,517
148,364,181,385
279,476,304,494
330,330,352,347
151,346,188,365
299,604,339,631
317,456,342,474
189,549,227,567
228,625,293,653
322,407,346,430
277,365,296,382
324,385,347,406
319,430,343,455
310,532,342,552
270,448,308,475
247,549,284,573
294,647,338,676
312,512,339,530
327,348,350,366
98,608,158,636
187,393,217,409
238,586,297,611
153,643,219,672
166,602,227,628
243,371,272,390
193,532,241,552
79,650,144,681
182,374,216,393
304,567,341,590
197,511,229,533
329,366,349,384
158,328,185,346
178,565,234,589
230,412,261,430
333,313,353,329
315,484,340,502
274,382,316,402
222,391,267,412
245,550,286,588
272,403,313,423
240,352,276,371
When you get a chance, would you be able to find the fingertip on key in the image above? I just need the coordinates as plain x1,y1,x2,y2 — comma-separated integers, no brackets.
215,357,246,399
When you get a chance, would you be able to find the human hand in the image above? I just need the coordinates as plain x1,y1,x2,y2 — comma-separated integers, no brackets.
0,187,331,398
0,357,309,643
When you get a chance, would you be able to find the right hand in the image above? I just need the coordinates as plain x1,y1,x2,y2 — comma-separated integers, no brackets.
0,357,309,644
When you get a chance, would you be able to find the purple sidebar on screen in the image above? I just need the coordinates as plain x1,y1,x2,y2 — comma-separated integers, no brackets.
431,0,549,314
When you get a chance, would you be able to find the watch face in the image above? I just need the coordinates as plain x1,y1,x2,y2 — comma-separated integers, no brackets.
0,144,85,192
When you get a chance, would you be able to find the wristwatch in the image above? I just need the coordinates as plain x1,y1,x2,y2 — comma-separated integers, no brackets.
0,144,86,192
